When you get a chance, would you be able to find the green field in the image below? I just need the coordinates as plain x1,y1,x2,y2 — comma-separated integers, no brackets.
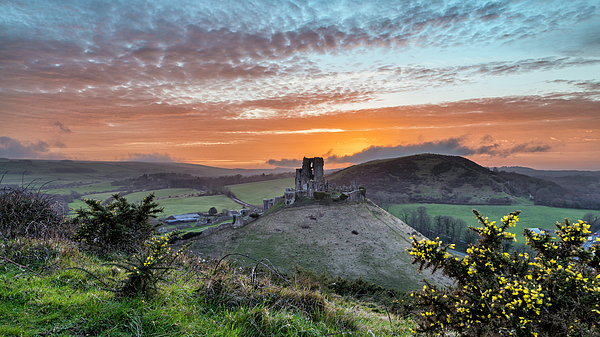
227,178,294,205
154,195,240,217
388,203,599,244
68,193,240,218
41,181,116,195
81,188,200,204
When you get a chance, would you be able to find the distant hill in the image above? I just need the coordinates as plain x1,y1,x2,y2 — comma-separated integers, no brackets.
183,200,450,292
327,154,600,210
0,159,293,186
499,166,600,207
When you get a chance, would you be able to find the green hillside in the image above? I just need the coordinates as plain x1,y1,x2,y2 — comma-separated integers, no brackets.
184,200,450,292
328,154,598,209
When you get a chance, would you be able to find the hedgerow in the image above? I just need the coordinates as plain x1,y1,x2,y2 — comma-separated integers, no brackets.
407,210,600,336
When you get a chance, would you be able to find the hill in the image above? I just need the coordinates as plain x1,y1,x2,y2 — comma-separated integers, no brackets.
0,159,292,186
183,200,450,292
328,154,600,210
499,166,600,208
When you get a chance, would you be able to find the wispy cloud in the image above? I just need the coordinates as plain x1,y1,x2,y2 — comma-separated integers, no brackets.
52,121,71,133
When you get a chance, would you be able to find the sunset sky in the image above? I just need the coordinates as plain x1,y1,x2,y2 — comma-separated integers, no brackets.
1,0,599,170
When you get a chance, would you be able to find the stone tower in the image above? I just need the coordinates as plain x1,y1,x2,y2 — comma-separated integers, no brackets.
295,157,324,190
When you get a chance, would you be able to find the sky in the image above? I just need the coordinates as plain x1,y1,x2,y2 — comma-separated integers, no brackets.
1,0,599,170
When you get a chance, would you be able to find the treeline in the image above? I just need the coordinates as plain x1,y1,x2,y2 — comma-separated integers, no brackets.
398,206,600,253
396,206,479,252
111,172,294,192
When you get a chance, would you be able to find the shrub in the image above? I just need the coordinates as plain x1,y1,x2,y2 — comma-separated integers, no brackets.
339,193,349,201
406,210,600,336
313,191,330,201
359,186,366,197
110,232,186,297
0,184,68,240
71,193,163,255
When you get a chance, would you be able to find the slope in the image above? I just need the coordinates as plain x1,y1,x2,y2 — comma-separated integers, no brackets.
184,200,450,292
327,153,591,208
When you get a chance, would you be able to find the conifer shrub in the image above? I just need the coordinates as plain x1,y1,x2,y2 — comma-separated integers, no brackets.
71,193,163,255
407,210,600,336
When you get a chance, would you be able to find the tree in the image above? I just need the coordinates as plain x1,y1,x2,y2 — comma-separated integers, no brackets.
406,210,600,336
71,193,163,254
208,207,218,216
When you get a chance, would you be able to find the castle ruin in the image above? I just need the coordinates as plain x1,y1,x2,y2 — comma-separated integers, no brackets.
263,157,365,212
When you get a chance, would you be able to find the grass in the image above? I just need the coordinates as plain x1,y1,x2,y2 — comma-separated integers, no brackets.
227,178,294,205
0,238,414,336
40,181,116,195
68,194,240,218
81,188,200,204
185,200,451,292
156,195,240,216
388,203,599,244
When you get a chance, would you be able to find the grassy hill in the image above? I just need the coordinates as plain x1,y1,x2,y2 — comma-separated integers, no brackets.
0,158,292,187
328,154,599,209
183,200,450,292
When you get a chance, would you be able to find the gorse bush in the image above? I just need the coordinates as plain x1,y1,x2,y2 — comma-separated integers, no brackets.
407,210,600,336
110,232,187,297
0,184,68,240
71,193,163,254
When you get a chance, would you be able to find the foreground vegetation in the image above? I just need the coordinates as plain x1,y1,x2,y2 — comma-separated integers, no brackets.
3,177,600,336
408,210,600,336
389,203,599,250
0,186,413,336
0,238,414,336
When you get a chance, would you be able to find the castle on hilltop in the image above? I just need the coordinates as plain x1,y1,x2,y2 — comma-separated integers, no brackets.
263,157,365,212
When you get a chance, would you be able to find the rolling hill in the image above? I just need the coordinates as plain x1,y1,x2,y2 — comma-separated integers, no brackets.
182,200,450,292
327,154,600,210
0,158,292,186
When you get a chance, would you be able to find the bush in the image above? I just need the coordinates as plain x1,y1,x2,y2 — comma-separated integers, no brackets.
0,185,68,240
313,191,330,201
110,232,186,297
71,193,163,255
359,186,366,197
407,210,600,336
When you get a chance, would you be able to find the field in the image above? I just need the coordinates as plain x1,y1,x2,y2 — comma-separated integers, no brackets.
156,195,239,216
227,178,295,205
69,194,239,218
81,188,200,204
388,203,599,244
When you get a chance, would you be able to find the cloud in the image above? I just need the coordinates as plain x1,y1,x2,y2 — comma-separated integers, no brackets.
326,138,473,164
266,158,303,167
473,143,552,157
0,136,52,159
53,121,71,133
123,152,175,162
326,138,552,164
